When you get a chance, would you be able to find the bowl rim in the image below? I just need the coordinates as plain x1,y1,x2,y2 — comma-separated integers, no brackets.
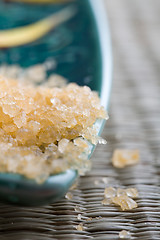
89,0,113,110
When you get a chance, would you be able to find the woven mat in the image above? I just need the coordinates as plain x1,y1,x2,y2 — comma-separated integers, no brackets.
0,0,160,239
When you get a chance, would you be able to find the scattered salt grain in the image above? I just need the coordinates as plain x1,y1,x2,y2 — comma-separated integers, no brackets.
77,214,82,220
86,217,93,221
96,216,102,220
94,180,100,186
112,149,139,168
102,186,138,211
76,223,83,231
119,230,131,239
75,206,83,212
102,177,108,184
65,192,73,200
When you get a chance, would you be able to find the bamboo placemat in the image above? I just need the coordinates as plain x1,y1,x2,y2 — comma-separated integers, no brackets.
0,0,160,239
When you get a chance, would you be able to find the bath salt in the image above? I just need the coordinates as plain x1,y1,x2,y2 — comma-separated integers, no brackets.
112,149,139,168
0,73,107,182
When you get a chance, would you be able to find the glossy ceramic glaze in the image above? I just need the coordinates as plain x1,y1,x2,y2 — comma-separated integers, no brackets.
0,0,112,205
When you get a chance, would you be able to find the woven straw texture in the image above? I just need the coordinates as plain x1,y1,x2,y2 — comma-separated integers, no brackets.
0,0,160,239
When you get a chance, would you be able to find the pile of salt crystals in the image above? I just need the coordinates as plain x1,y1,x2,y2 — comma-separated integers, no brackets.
0,76,108,183
0,63,67,88
102,187,139,211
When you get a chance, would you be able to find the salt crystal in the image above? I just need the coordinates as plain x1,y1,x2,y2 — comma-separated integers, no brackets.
77,214,82,220
75,206,83,212
112,195,138,211
102,177,108,184
94,180,100,186
101,198,112,205
50,97,61,105
2,104,20,117
86,217,93,221
28,120,40,134
104,187,116,198
58,139,69,153
45,74,67,88
74,138,88,149
96,216,102,220
2,123,17,133
65,192,73,200
82,126,99,145
25,64,46,83
16,128,33,144
98,137,107,144
126,188,139,198
14,112,26,128
112,149,139,168
117,188,127,197
76,223,83,231
119,230,131,239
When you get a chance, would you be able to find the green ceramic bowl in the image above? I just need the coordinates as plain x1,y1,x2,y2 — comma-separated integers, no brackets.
0,0,112,205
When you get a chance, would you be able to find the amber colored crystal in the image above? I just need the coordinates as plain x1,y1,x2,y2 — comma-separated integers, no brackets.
0,75,107,182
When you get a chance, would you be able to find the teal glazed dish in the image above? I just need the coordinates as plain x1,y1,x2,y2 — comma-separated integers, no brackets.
0,0,112,205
